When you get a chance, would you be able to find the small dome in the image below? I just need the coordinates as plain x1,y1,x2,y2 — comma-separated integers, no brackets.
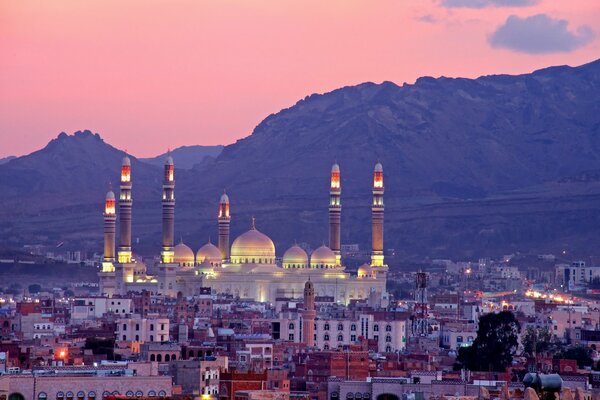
166,155,174,165
357,263,373,278
331,163,340,173
106,190,115,200
174,242,194,266
310,245,336,268
283,245,308,269
230,220,275,263
375,162,383,172
197,241,222,266
122,155,131,166
220,192,229,203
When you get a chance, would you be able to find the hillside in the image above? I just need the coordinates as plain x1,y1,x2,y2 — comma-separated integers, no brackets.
141,145,223,169
2,59,600,260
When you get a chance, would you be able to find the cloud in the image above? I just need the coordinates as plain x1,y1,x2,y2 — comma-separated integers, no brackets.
418,15,437,23
441,0,537,8
489,14,595,54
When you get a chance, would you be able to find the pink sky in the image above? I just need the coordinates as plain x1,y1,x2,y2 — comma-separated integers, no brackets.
1,0,599,157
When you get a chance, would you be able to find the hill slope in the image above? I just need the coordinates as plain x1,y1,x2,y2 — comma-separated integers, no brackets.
141,145,223,169
2,60,600,260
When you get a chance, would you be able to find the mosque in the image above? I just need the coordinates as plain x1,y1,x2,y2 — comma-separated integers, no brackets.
98,156,389,304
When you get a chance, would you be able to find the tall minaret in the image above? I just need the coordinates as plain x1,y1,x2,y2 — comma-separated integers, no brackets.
161,155,175,263
371,162,385,267
218,192,231,262
118,155,132,263
329,163,342,265
302,280,316,347
103,190,116,263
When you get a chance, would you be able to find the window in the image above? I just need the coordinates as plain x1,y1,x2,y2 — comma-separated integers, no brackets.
374,324,379,332
385,325,392,332
324,334,330,341
338,334,343,341
351,324,356,331
338,324,343,331
289,323,295,330
57,392,65,400
324,323,330,331
351,335,356,342
150,335,154,342
457,336,463,343
386,335,392,343
157,354,162,362
289,333,295,340
135,334,139,341
122,323,127,330
374,335,379,341
38,393,47,400
386,346,392,352
122,335,127,340
161,324,165,330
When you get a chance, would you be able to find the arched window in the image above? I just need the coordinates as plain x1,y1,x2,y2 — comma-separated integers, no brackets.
324,344,329,350
351,324,356,331
337,324,343,331
76,391,85,400
66,392,74,400
386,335,392,343
148,391,157,397
347,393,355,399
135,391,144,397
165,354,170,362
172,353,177,360
159,391,167,396
324,334,330,341
150,354,156,361
373,324,379,332
337,334,343,341
38,393,48,400
87,392,96,399
157,354,162,362
126,392,134,397
289,323,294,330
56,392,65,400
385,324,392,332
386,346,391,352
150,324,154,331
102,392,110,399
150,335,154,342
324,323,330,331
135,334,139,341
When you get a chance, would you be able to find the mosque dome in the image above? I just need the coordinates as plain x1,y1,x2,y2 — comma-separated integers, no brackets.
282,245,308,269
197,241,222,267
230,219,275,264
357,263,373,278
174,242,195,266
310,245,336,269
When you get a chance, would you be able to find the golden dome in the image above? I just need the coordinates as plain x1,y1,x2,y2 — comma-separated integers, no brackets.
230,220,275,264
174,242,195,266
197,241,222,266
310,245,336,268
357,263,373,278
282,245,308,269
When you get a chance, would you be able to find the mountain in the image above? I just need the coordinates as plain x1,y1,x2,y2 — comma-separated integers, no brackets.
0,156,15,165
140,145,223,169
2,59,600,260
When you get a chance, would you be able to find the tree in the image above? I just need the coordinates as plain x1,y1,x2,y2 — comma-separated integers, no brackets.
456,311,521,372
28,284,42,294
554,346,593,368
522,326,558,356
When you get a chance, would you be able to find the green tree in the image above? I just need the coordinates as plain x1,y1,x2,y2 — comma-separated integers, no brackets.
522,326,557,356
28,284,42,294
456,311,521,372
554,346,593,368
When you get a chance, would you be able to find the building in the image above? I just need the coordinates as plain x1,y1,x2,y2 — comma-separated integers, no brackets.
99,158,389,304
116,316,169,343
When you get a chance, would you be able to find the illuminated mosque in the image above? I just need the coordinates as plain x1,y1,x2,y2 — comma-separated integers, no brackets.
99,156,389,304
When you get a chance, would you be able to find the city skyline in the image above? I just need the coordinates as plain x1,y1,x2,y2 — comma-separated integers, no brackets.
1,0,599,158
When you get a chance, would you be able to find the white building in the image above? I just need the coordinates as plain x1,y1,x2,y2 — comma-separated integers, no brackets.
116,316,169,343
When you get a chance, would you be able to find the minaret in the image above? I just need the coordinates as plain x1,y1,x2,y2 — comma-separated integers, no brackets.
329,163,341,265
218,192,231,262
302,280,316,347
103,190,116,263
161,155,175,263
118,155,133,263
371,162,385,267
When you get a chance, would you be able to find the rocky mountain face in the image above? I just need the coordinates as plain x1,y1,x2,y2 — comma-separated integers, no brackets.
2,59,600,260
141,145,223,170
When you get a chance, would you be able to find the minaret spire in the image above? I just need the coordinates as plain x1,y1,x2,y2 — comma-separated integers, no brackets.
371,162,385,267
302,280,316,347
103,189,116,264
118,154,133,263
161,154,175,263
218,191,231,262
329,162,342,265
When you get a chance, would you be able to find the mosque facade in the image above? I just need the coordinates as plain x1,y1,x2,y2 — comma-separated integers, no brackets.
98,156,389,305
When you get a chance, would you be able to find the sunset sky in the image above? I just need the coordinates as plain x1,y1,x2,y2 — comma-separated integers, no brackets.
1,0,599,158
